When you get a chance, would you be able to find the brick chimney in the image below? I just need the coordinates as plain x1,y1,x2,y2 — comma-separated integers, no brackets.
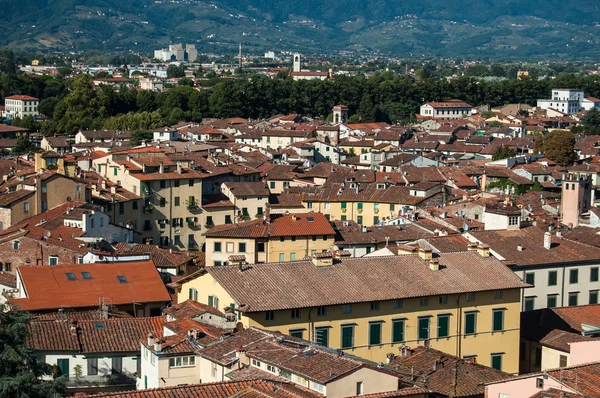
418,248,433,261
544,232,552,250
477,245,490,258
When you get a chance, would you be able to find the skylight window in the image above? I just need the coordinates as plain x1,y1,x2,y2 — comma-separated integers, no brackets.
66,272,76,280
95,322,105,330
81,272,91,280
307,216,314,222
117,275,128,283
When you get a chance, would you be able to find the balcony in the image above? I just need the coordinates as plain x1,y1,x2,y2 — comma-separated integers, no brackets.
143,205,153,214
63,373,136,390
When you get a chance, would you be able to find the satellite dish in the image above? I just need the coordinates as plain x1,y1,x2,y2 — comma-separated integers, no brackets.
462,223,469,232
66,196,72,202
44,231,51,238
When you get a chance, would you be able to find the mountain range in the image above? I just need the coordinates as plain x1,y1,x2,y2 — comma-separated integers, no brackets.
2,0,600,58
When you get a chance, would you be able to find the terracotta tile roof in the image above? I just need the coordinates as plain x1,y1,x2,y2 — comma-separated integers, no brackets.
164,299,226,319
0,271,16,288
80,130,132,140
44,136,70,148
225,365,288,382
223,182,270,197
205,252,528,312
0,189,35,206
113,243,191,269
420,235,472,253
201,194,235,208
30,309,133,321
205,213,335,238
133,167,204,181
27,316,165,353
300,184,428,206
333,221,433,245
6,95,38,101
528,389,585,398
357,386,431,398
388,346,510,397
11,261,171,311
468,227,600,266
269,193,304,208
546,362,600,397
84,380,321,398
539,329,596,352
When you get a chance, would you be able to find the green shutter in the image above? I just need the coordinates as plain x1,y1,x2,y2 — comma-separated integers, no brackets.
465,313,476,334
341,326,353,348
493,310,504,331
392,320,404,343
491,355,502,370
548,271,557,286
316,328,329,347
208,295,214,307
369,323,382,346
290,330,303,339
438,315,449,338
418,318,429,340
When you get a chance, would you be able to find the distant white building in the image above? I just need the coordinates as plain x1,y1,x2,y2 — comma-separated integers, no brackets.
537,88,584,115
153,127,179,142
582,97,600,111
419,100,473,119
140,78,164,92
4,95,39,120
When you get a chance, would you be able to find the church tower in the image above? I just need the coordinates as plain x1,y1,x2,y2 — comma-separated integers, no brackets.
561,172,592,227
293,53,301,73
333,104,349,124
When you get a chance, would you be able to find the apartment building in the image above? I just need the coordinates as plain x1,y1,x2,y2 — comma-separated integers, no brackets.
467,226,600,311
204,212,335,266
419,100,473,120
177,249,528,374
4,95,39,120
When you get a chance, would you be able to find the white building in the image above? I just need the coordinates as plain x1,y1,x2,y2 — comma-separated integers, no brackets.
4,95,39,120
153,127,179,142
139,78,164,92
582,97,600,111
537,88,585,115
419,100,473,119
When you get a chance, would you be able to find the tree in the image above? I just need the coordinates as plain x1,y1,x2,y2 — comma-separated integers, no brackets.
581,108,600,135
492,145,517,161
0,310,65,397
13,135,33,154
52,74,103,134
178,77,194,87
537,130,576,166
38,97,60,118
130,130,153,146
166,64,185,78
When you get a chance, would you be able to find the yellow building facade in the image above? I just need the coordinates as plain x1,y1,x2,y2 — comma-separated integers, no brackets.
177,252,527,374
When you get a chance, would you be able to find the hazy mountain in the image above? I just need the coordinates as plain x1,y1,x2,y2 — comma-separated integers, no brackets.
1,0,599,58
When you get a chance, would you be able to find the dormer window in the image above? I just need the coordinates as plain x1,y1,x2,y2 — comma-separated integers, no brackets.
12,241,20,250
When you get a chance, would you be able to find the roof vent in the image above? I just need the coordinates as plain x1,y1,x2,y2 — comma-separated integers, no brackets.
418,248,433,261
429,259,440,271
544,232,552,250
312,252,333,267
477,245,490,258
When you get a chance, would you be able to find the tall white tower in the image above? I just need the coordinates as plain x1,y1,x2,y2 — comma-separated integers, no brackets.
293,53,301,73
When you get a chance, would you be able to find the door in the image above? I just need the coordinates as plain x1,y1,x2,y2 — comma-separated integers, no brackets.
57,358,69,378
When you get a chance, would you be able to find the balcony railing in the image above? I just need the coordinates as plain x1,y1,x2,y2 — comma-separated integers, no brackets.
63,373,136,388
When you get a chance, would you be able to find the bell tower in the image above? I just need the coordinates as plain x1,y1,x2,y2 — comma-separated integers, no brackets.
293,53,301,73
333,104,349,124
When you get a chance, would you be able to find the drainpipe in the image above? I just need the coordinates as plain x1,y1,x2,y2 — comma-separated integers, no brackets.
456,294,463,359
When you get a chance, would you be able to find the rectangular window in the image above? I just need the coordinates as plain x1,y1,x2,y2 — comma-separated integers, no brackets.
369,322,382,346
239,243,246,253
174,197,180,206
270,181,275,189
418,317,430,340
495,290,503,299
316,327,329,347
160,197,166,207
225,215,232,224
491,353,503,370
317,306,326,317
439,295,448,305
49,256,58,265
569,292,578,306
420,297,429,307
592,267,599,282
357,216,363,225
188,288,198,301
265,311,274,321
87,358,98,376
214,242,222,252
467,292,475,302
341,325,354,349
547,294,558,308
23,202,29,212
291,308,300,319
524,297,535,311
392,319,405,343
590,290,599,305
279,253,285,262
289,329,304,339
393,299,403,309
342,304,352,314
290,252,296,261
570,269,579,284
548,270,558,286
559,355,567,368
493,309,504,332
370,301,380,311
356,382,363,396
341,202,347,209
525,272,535,286
438,315,450,338
208,295,218,309
465,312,477,335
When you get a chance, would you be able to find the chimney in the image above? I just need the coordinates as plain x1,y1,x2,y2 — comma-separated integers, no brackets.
235,346,249,367
147,333,154,346
153,338,162,353
477,244,490,258
418,248,433,261
429,258,440,271
517,244,524,251
101,180,107,190
312,252,334,267
544,232,552,250
291,214,297,221
159,162,164,174
556,230,562,239
467,242,478,252
177,163,182,174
